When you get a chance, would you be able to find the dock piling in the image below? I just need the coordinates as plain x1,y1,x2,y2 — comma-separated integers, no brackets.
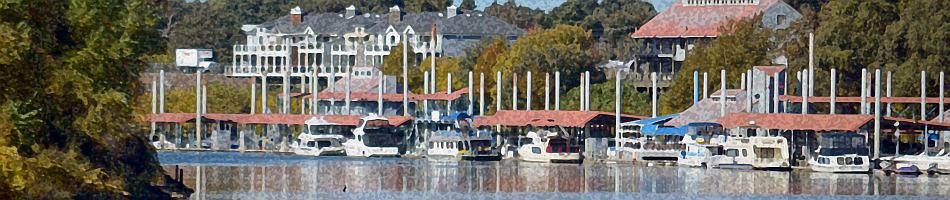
480,73,485,116
874,69,881,160
496,71,501,112
651,72,657,118
720,69,726,117
555,71,560,111
545,73,550,110
693,71,698,105
526,71,532,110
921,71,927,120
830,68,836,114
802,69,808,114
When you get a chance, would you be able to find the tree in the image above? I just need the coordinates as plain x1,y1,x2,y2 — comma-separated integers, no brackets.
485,0,552,30
382,43,417,83
659,15,775,115
550,0,599,26
459,0,477,11
560,79,651,116
405,0,453,12
415,57,464,94
584,0,657,60
0,0,189,198
471,38,509,113
495,25,602,110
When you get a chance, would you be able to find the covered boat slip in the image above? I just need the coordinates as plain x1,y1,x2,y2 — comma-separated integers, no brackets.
472,110,645,160
716,113,950,167
148,113,413,152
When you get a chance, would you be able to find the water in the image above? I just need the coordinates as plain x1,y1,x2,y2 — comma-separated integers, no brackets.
160,151,949,199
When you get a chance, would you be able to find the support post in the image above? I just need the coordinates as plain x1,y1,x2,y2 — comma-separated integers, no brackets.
887,71,892,116
262,70,267,114
345,64,351,115
251,78,257,114
693,71,699,105
312,69,318,114
773,73,779,113
922,71,927,121
579,73,585,111
830,68,836,114
512,73,518,110
874,69,881,160
202,85,207,114
555,71,560,111
585,71,591,111
526,71,532,110
403,31,409,116
496,71,502,111
651,72,657,118
703,72,709,100
720,69,726,117
378,72,384,115
424,71,430,116
160,70,165,113
468,71,474,114
545,73,550,110
300,74,306,114
283,69,290,114
480,73,485,116
861,68,867,114
615,70,622,152
940,71,945,122
196,71,202,149
808,32,815,96
802,70,808,114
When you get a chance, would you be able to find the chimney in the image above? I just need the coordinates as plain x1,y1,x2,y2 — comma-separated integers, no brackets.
345,5,356,19
290,6,302,26
389,6,401,24
447,5,457,18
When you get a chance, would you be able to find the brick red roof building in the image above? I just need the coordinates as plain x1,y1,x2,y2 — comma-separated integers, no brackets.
628,0,801,85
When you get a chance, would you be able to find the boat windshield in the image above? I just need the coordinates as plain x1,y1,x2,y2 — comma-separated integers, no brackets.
546,138,580,153
470,139,493,154
818,133,868,156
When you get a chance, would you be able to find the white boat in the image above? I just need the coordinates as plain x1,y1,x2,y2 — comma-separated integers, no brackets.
711,124,791,170
619,114,684,162
808,132,870,173
880,151,950,175
516,126,582,163
343,115,401,157
292,117,346,156
426,131,466,161
677,123,727,168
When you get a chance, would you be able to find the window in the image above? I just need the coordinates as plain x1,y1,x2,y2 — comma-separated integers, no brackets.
726,149,739,157
741,149,748,157
317,141,332,148
307,141,316,147
837,157,845,165
854,157,864,165
756,148,775,159
531,147,542,154
777,15,786,25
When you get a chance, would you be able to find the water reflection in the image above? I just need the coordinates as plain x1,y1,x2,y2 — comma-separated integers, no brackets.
160,152,950,199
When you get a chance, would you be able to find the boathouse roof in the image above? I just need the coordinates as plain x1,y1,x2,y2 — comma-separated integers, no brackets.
472,110,644,128
716,113,950,132
148,113,413,126
289,88,470,101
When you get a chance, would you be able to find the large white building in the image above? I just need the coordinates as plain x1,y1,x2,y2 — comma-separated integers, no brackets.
230,5,524,78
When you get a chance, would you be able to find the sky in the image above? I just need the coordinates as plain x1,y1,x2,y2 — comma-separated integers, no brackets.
452,0,676,12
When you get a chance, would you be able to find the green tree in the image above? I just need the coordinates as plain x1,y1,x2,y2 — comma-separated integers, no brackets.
405,0,453,12
560,79,651,116
459,0,477,11
659,15,775,115
485,0,552,30
382,43,418,83
496,25,602,110
0,0,189,198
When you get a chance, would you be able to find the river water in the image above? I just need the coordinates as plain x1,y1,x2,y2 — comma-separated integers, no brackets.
159,151,949,200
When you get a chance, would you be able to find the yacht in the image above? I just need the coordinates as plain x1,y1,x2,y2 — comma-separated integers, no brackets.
517,126,582,163
425,113,500,161
618,115,685,162
677,122,727,168
343,115,401,157
292,117,346,156
808,132,870,173
711,124,791,170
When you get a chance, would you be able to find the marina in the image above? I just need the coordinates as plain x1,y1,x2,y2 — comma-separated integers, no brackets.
159,151,950,199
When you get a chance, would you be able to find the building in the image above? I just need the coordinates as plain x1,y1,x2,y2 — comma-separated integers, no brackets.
629,0,801,86
230,5,524,78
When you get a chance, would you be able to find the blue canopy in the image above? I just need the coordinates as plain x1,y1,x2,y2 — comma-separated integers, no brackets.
641,125,687,136
441,112,471,121
622,114,679,126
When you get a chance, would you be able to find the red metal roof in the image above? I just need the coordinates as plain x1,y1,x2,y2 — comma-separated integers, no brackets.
149,113,200,123
754,65,785,77
473,110,645,128
631,0,781,38
290,88,469,101
780,95,950,104
149,113,413,126
716,113,873,131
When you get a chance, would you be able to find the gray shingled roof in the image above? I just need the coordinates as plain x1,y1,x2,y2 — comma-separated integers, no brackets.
665,89,749,127
258,10,523,37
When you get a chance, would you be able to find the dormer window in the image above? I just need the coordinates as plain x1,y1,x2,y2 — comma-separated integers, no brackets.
776,14,786,25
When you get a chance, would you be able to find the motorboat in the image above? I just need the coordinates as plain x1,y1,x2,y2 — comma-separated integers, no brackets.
292,117,346,156
711,124,791,170
677,122,727,168
343,115,401,157
880,131,950,175
517,126,582,163
808,132,870,173
619,114,685,162
425,112,500,161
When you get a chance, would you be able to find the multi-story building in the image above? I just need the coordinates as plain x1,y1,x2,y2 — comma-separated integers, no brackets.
629,0,801,86
230,5,524,78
